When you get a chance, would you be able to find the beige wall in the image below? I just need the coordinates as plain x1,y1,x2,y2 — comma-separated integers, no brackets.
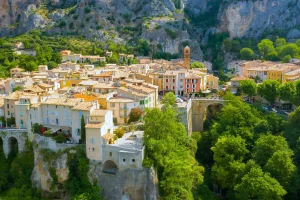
107,101,138,125
86,128,103,161
15,104,29,129
4,99,16,119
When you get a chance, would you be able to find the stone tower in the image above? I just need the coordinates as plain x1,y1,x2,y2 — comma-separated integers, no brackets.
183,46,191,69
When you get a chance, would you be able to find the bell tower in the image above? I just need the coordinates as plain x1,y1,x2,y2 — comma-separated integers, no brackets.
183,46,190,69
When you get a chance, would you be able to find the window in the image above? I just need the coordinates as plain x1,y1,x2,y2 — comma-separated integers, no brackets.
173,86,175,90
20,120,23,124
46,110,49,116
186,84,189,88
180,79,183,82
109,152,112,156
7,111,10,115
77,129,80,136
7,104,9,109
79,111,83,117
92,148,95,151
30,114,32,119
20,112,23,117
193,89,195,92
54,111,58,117
46,118,49,124
166,78,168,83
166,86,168,90
56,118,59,125
132,159,135,162
193,84,196,88
90,138,96,144
55,105,58,109
123,159,126,162
66,112,69,117
172,79,175,83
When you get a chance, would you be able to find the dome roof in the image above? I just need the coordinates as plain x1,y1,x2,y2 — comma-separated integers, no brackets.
184,46,190,50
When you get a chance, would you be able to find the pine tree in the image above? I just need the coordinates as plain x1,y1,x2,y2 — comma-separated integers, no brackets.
80,115,86,144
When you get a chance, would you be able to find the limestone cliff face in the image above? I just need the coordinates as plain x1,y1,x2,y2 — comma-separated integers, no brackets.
0,0,43,34
30,135,158,200
31,148,69,192
88,163,158,200
219,0,300,38
2,0,300,59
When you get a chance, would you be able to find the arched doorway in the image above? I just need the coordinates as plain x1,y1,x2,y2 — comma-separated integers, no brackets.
8,137,18,159
203,103,223,131
103,160,118,174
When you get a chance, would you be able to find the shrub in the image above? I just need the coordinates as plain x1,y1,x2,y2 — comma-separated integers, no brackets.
165,28,177,39
114,127,125,138
128,108,144,123
59,21,67,28
53,133,66,143
84,7,91,14
73,15,79,20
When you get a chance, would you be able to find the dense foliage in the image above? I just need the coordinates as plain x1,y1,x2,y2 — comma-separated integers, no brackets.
0,140,46,199
195,92,300,199
143,105,204,199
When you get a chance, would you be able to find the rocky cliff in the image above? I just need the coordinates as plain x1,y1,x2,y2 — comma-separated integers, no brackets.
89,163,158,200
30,136,158,200
1,0,300,59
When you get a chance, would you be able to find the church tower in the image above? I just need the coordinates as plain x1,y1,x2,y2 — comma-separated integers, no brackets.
183,46,191,69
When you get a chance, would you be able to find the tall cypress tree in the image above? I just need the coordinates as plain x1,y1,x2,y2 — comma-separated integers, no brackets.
80,115,86,144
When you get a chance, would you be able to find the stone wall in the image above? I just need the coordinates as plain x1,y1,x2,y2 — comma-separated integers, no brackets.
0,129,27,157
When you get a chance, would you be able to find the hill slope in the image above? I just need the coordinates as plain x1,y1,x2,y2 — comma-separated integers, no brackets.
1,0,300,60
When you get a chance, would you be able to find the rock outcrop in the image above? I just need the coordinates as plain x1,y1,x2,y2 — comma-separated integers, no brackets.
30,135,158,200
89,163,158,200
219,0,300,38
1,0,300,58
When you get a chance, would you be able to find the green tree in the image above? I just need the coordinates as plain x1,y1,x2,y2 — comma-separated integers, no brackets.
211,135,248,189
25,61,38,71
136,39,150,56
284,107,300,150
143,107,203,199
275,38,287,48
234,166,286,200
162,92,176,106
209,93,260,140
252,134,293,166
13,86,23,92
128,108,144,123
113,127,125,138
279,82,296,101
257,39,276,59
282,55,292,63
240,80,257,97
80,115,86,144
277,43,300,60
257,80,280,104
47,61,58,70
32,123,42,134
0,145,9,192
264,150,296,188
240,48,254,60
191,62,205,69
